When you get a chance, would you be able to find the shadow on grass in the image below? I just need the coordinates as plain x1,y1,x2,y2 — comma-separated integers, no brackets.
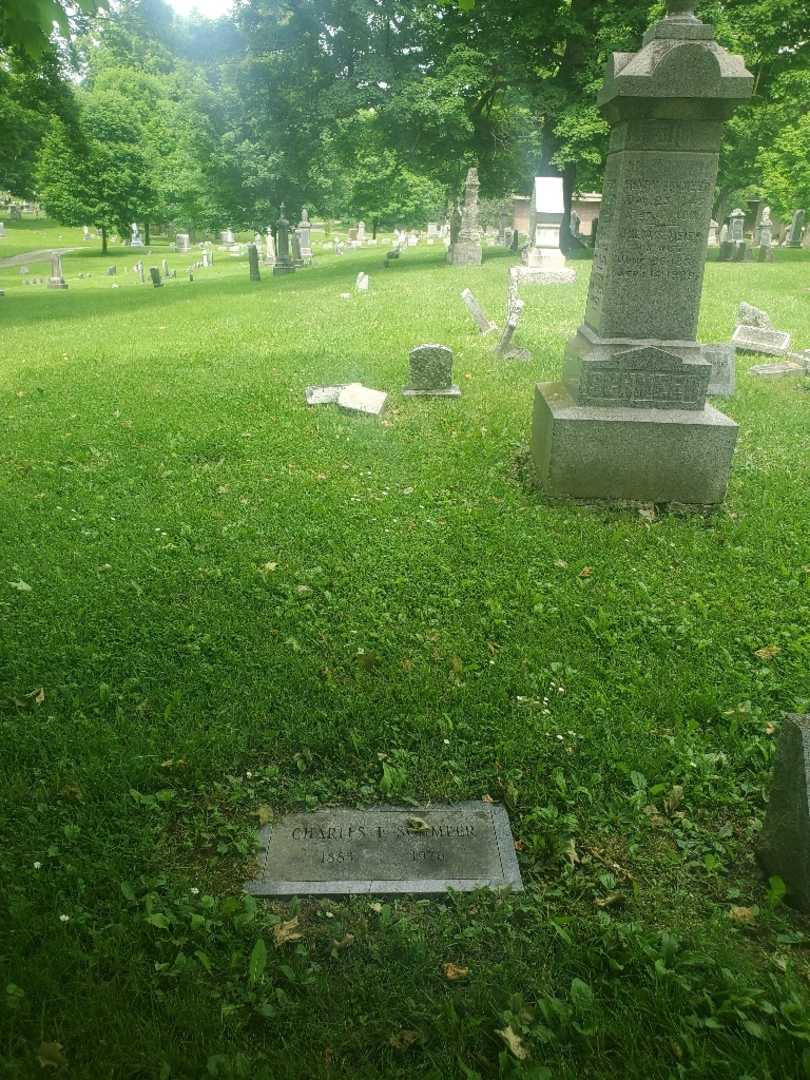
0,246,525,330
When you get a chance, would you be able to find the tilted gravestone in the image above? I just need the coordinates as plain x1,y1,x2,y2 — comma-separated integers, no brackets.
355,272,369,292
731,324,791,357
247,243,261,282
787,209,805,248
460,288,497,334
337,383,387,416
758,715,810,911
496,299,531,361
245,802,522,897
161,258,169,277
403,344,461,397
531,0,752,505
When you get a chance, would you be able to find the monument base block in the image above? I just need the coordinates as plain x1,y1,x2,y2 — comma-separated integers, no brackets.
512,267,576,285
532,382,738,505
448,242,482,266
272,264,296,275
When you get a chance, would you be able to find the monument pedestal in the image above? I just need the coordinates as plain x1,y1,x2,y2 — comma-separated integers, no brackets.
512,266,576,285
532,382,737,505
448,241,482,266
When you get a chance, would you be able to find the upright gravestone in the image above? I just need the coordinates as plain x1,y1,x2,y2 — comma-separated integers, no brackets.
718,222,733,261
47,252,68,290
136,260,145,283
758,715,810,912
787,209,805,248
402,345,461,397
290,228,304,266
0,222,4,238
273,205,296,275
265,229,276,267
220,229,235,245
449,168,482,266
130,222,144,248
729,208,746,260
757,216,774,263
161,258,169,278
176,233,190,253
515,177,576,284
297,208,312,258
149,266,162,288
357,220,366,243
82,225,90,241
707,219,719,246
247,243,261,281
531,0,753,505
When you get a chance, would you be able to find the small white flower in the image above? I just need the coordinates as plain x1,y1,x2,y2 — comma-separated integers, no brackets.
443,739,450,745
33,861,42,870
59,914,70,923
556,734,564,741
191,887,200,896
246,771,253,779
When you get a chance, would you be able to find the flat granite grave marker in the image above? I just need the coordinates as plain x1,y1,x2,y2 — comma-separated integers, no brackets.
731,324,791,357
245,802,523,896
337,383,387,416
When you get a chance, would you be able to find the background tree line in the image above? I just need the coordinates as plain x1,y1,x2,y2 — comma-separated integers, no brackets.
1,0,808,247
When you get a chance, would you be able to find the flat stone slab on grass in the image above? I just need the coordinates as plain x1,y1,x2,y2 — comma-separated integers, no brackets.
337,383,387,416
305,385,347,405
749,361,804,377
731,324,791,357
402,385,461,397
245,802,523,896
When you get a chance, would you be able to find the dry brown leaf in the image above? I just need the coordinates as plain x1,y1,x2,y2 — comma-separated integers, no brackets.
369,902,383,913
496,1026,529,1060
514,838,526,852
59,784,82,801
579,566,593,578
254,804,273,826
407,817,431,833
564,838,580,865
482,794,494,804
553,559,568,569
331,933,354,954
594,891,625,910
273,916,302,947
663,785,684,816
14,687,45,709
259,562,278,574
754,644,781,660
765,722,776,736
389,1029,419,1050
400,657,414,672
729,905,756,925
441,962,470,981
37,1042,66,1069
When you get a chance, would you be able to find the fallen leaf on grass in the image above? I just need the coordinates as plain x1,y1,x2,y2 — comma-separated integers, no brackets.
564,838,580,866
663,785,684,815
754,644,780,660
273,916,302,947
252,804,273,826
389,1030,419,1050
578,566,593,578
496,1026,529,1060
553,559,568,569
37,1042,66,1069
8,580,31,592
594,891,625,910
765,723,776,736
59,784,82,801
407,817,431,833
729,905,757,925
331,933,354,956
441,962,470,981
14,687,45,709
482,794,494,804
258,562,278,574
369,902,383,913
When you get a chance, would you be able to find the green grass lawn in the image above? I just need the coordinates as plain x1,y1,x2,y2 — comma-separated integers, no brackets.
1,218,810,1079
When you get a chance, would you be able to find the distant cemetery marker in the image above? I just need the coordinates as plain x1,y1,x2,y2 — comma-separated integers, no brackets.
245,802,523,896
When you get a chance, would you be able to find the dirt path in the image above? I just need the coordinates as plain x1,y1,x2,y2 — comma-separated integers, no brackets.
0,246,80,270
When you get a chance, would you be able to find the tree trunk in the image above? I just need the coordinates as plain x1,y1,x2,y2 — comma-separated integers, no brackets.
101,225,108,254
372,218,378,238
145,222,151,245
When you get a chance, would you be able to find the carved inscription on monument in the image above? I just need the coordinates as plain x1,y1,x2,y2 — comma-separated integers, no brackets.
585,150,717,341
577,347,710,410
245,803,523,896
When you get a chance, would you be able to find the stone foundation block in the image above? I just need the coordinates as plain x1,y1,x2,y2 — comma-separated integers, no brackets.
531,382,738,505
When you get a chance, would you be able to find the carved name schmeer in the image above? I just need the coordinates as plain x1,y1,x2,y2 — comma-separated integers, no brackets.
577,346,709,410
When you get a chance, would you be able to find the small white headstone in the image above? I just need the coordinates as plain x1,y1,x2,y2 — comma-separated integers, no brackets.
356,272,369,292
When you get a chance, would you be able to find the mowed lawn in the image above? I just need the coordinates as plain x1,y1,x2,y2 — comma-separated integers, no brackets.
1,220,810,1079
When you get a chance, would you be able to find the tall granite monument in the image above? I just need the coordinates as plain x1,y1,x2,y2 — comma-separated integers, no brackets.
531,0,753,505
448,167,482,266
272,205,296,276
514,177,576,285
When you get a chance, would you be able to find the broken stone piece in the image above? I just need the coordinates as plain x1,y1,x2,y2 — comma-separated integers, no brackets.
306,385,348,405
337,384,387,416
